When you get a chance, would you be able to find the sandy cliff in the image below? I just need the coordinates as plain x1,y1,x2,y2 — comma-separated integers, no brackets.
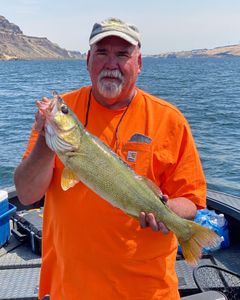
153,44,240,58
0,16,85,60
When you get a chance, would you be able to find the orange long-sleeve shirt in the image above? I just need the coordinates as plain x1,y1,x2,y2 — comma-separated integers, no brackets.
23,87,206,300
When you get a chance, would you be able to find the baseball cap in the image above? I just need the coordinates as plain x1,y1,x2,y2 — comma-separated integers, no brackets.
89,17,141,47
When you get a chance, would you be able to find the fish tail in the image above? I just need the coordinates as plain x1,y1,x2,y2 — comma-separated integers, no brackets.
179,220,221,265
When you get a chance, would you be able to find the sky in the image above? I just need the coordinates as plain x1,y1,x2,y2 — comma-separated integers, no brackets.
1,0,240,55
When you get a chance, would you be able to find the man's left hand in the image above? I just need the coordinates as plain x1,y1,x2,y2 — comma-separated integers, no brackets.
139,194,169,234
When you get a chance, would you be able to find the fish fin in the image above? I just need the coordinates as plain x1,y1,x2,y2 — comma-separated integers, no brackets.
179,221,221,266
61,167,79,191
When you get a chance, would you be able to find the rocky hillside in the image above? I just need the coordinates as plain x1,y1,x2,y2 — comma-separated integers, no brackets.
0,16,86,60
152,44,240,58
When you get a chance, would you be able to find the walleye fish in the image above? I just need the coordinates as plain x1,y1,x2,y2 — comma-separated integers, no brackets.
37,92,221,265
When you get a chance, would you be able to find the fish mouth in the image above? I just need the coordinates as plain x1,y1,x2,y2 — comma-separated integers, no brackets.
36,96,57,122
36,91,63,116
37,93,76,153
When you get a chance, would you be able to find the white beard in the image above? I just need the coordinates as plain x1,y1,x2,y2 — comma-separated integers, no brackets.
97,70,124,99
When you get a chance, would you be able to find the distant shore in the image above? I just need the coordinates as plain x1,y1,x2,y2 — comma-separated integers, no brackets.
1,15,240,60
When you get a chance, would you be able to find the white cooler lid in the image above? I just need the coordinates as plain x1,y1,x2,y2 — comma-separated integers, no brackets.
0,190,8,202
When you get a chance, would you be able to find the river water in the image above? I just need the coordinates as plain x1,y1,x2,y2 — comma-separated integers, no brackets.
0,57,239,196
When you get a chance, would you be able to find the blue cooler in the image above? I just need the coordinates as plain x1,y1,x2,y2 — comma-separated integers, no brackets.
0,190,16,247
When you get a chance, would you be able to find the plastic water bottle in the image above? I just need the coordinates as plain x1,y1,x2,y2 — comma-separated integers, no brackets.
208,212,229,251
178,209,230,254
199,210,230,253
204,214,222,252
217,213,230,249
218,214,225,227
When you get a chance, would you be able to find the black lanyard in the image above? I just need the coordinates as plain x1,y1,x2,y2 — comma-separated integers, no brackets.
84,88,92,128
83,87,133,150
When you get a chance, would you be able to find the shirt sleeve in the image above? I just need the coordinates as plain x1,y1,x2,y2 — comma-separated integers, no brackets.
156,115,206,209
22,126,39,160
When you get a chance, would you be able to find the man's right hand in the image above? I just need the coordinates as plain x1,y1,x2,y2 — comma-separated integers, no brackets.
34,97,52,135
34,110,46,135
14,97,55,205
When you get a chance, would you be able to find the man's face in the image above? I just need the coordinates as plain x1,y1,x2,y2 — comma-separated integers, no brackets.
87,36,142,103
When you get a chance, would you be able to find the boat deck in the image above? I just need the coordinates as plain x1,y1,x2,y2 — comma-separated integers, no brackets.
0,236,42,299
0,190,240,299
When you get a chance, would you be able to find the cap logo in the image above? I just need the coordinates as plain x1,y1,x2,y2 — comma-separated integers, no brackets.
107,20,121,26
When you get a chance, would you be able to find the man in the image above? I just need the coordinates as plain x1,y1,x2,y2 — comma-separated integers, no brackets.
14,17,206,300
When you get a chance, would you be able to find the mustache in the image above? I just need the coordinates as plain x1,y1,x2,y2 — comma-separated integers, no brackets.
99,69,123,81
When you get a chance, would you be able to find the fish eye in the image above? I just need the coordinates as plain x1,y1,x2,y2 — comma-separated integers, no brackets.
61,105,69,114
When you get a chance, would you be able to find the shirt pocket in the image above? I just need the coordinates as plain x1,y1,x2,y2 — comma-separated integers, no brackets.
120,142,152,177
